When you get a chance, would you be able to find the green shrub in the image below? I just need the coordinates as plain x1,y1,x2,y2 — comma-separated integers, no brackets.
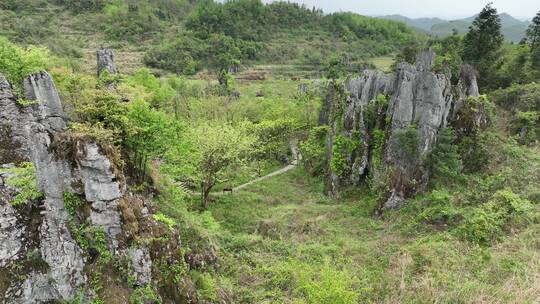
1,162,43,206
511,110,539,145
192,271,217,301
0,37,50,85
395,123,419,157
457,189,534,245
370,128,387,170
426,127,463,186
129,285,162,304
300,126,329,176
417,190,462,226
63,192,85,217
331,135,358,177
70,224,112,264
103,2,161,41
153,213,176,230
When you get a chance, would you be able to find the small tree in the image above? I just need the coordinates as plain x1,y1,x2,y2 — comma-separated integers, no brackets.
426,127,463,187
526,11,540,78
462,3,504,89
247,119,295,176
190,123,254,209
207,34,242,91
124,99,184,181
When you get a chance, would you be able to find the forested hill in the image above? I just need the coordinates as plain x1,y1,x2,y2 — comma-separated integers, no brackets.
0,0,419,75
380,13,530,42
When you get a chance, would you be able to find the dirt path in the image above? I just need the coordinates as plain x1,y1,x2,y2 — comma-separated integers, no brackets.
212,140,301,196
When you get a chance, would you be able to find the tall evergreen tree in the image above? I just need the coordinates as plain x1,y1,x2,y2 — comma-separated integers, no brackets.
526,11,540,77
462,3,504,89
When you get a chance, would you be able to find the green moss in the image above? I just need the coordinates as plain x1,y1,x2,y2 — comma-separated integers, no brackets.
15,98,37,107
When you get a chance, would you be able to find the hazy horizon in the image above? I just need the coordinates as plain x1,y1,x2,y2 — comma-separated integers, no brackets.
261,0,538,20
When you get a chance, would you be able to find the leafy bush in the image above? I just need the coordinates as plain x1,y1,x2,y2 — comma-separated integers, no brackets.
1,162,43,206
144,33,203,75
417,190,462,226
394,123,419,157
63,192,85,217
0,37,50,85
511,110,539,145
326,12,416,46
103,2,161,41
457,189,534,245
300,126,329,176
153,213,176,230
331,135,358,177
72,89,130,142
129,284,162,304
191,271,217,301
490,82,540,111
426,127,463,186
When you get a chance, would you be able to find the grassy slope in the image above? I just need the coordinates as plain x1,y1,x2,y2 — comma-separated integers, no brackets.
206,164,539,303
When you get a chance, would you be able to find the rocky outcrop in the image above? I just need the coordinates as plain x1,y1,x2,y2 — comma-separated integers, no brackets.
0,70,216,303
0,72,88,302
322,50,480,208
96,48,118,76
129,247,152,287
0,190,24,268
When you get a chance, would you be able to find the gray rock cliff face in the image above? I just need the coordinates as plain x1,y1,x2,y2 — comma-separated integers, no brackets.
0,72,87,302
0,190,24,268
0,72,126,302
322,50,479,208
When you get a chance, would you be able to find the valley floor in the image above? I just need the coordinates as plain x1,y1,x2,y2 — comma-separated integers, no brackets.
202,168,540,303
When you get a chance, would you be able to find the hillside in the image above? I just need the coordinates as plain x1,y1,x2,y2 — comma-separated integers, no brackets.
0,0,420,77
381,13,530,42
378,14,445,31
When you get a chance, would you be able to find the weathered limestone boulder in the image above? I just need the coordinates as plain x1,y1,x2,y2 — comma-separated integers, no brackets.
96,48,118,76
128,247,152,287
322,49,480,209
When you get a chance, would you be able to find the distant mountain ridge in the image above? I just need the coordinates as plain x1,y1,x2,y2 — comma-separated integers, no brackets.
379,13,530,42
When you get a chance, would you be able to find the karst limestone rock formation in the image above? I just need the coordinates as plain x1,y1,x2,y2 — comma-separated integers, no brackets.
96,48,118,76
321,49,482,209
0,52,217,303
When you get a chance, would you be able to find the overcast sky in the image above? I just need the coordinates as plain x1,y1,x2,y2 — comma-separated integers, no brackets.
261,0,539,20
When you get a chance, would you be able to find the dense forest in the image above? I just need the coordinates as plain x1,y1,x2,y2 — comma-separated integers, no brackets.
0,1,539,303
